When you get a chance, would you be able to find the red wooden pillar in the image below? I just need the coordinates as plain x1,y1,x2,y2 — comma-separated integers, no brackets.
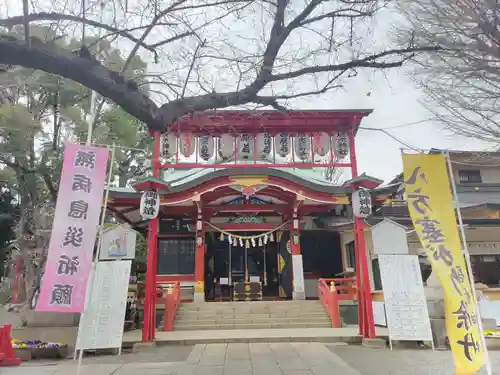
142,132,161,343
348,130,375,339
358,219,375,338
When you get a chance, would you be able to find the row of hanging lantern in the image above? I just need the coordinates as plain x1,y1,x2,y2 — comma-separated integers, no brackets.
161,132,350,161
219,231,276,248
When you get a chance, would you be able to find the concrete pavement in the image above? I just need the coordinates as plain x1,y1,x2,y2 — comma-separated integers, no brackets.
328,345,498,375
2,343,361,375
4,342,500,375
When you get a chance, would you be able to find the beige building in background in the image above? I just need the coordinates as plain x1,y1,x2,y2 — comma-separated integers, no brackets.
344,150,500,300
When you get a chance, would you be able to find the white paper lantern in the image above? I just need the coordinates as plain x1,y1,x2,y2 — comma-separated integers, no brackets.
238,134,254,160
275,133,290,157
255,132,272,159
198,135,214,161
218,133,234,160
295,134,310,161
352,189,372,218
140,190,160,220
179,133,195,157
334,132,349,158
312,132,330,157
161,133,178,158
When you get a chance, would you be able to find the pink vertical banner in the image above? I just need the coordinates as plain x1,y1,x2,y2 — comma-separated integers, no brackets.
36,142,109,313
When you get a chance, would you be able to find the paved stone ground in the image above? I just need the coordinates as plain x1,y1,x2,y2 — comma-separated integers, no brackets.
328,345,500,375
3,343,359,375
4,343,500,375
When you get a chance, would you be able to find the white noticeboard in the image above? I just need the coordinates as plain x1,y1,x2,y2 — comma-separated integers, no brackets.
378,254,432,342
76,260,132,351
292,254,305,293
99,225,137,261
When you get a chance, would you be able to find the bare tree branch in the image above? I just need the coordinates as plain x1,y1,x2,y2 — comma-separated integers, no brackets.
398,0,500,142
0,12,158,53
122,0,187,72
181,40,206,98
0,0,441,132
0,36,160,126
270,46,440,81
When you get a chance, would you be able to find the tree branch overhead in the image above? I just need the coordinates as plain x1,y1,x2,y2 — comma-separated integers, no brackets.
0,0,440,132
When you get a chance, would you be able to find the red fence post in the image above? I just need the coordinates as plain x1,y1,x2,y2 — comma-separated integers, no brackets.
0,324,21,366
317,279,341,328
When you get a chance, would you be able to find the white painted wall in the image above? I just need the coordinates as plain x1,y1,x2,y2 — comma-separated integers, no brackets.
450,153,500,184
342,230,375,290
408,226,500,255
371,220,409,255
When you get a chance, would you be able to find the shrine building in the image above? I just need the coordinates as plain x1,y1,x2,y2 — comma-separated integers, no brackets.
106,110,399,342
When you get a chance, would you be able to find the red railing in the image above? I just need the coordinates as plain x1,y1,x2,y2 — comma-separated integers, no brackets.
323,278,357,301
137,280,182,332
160,281,181,331
318,278,357,328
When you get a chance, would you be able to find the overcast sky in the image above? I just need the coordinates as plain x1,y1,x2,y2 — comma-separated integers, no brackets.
299,67,491,183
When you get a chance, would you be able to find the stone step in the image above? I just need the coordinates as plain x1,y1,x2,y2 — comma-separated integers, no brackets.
175,316,330,322
124,328,365,346
174,317,332,325
177,310,327,317
175,312,329,318
179,303,324,311
172,301,331,332
173,321,331,330
181,300,321,308
177,306,326,313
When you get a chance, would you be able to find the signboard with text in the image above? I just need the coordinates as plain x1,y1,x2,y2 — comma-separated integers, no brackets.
403,153,485,374
379,254,432,341
76,261,131,350
36,143,109,313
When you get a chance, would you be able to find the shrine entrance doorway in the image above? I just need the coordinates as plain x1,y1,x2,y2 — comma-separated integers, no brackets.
205,232,281,301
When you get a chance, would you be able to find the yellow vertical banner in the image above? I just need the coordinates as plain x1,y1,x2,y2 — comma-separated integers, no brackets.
402,153,484,375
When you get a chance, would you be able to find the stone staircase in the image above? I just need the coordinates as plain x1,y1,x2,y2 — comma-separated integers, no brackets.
173,300,332,331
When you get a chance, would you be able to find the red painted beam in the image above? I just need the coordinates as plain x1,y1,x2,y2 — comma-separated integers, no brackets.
156,110,371,135
206,223,280,231
207,204,287,214
109,175,349,209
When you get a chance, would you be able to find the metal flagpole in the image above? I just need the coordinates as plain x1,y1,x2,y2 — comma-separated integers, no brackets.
95,142,116,260
444,151,492,375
